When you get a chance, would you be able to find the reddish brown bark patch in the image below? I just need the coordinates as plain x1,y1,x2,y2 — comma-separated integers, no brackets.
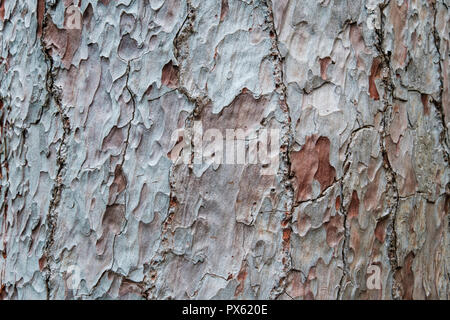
369,58,382,100
394,252,415,299
83,3,94,29
234,262,248,297
319,57,332,80
348,191,359,220
102,204,125,235
0,0,6,22
421,94,430,115
161,61,179,88
38,255,46,271
96,204,125,254
291,136,336,202
314,137,336,191
102,126,124,151
291,136,319,202
37,0,46,37
220,0,229,22
43,18,82,68
374,218,388,242
108,165,127,204
0,284,5,299
335,196,341,211
282,227,292,249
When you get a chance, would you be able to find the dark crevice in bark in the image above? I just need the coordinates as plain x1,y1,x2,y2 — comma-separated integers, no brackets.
173,1,211,119
0,95,10,298
375,0,402,300
142,172,178,299
143,2,199,300
337,125,375,299
40,7,71,300
120,62,137,169
430,1,450,166
173,0,211,170
173,1,195,70
431,1,450,298
337,123,376,298
264,0,295,299
295,182,338,206
337,178,349,299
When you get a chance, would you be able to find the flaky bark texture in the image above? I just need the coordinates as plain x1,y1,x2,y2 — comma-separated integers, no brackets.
0,0,449,300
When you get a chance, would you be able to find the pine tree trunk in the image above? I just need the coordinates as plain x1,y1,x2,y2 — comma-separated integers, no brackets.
0,0,448,300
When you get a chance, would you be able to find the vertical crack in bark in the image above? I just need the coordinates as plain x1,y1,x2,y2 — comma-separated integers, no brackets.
172,0,210,119
120,62,137,169
0,95,10,297
337,178,349,299
431,1,450,165
374,0,401,300
337,125,375,299
143,2,198,299
264,0,295,299
40,8,71,300
108,59,138,288
431,0,450,298
173,1,195,71
174,0,211,166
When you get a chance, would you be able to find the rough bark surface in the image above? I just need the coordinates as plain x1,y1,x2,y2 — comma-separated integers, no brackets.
0,0,449,299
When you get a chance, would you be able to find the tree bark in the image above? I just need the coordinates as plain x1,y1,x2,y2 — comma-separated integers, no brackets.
0,0,448,299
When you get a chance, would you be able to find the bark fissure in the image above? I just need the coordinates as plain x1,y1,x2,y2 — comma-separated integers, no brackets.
120,62,137,168
431,1,450,165
143,3,200,300
337,125,376,299
375,0,401,300
338,121,378,298
40,7,71,299
264,0,296,299
0,96,10,297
